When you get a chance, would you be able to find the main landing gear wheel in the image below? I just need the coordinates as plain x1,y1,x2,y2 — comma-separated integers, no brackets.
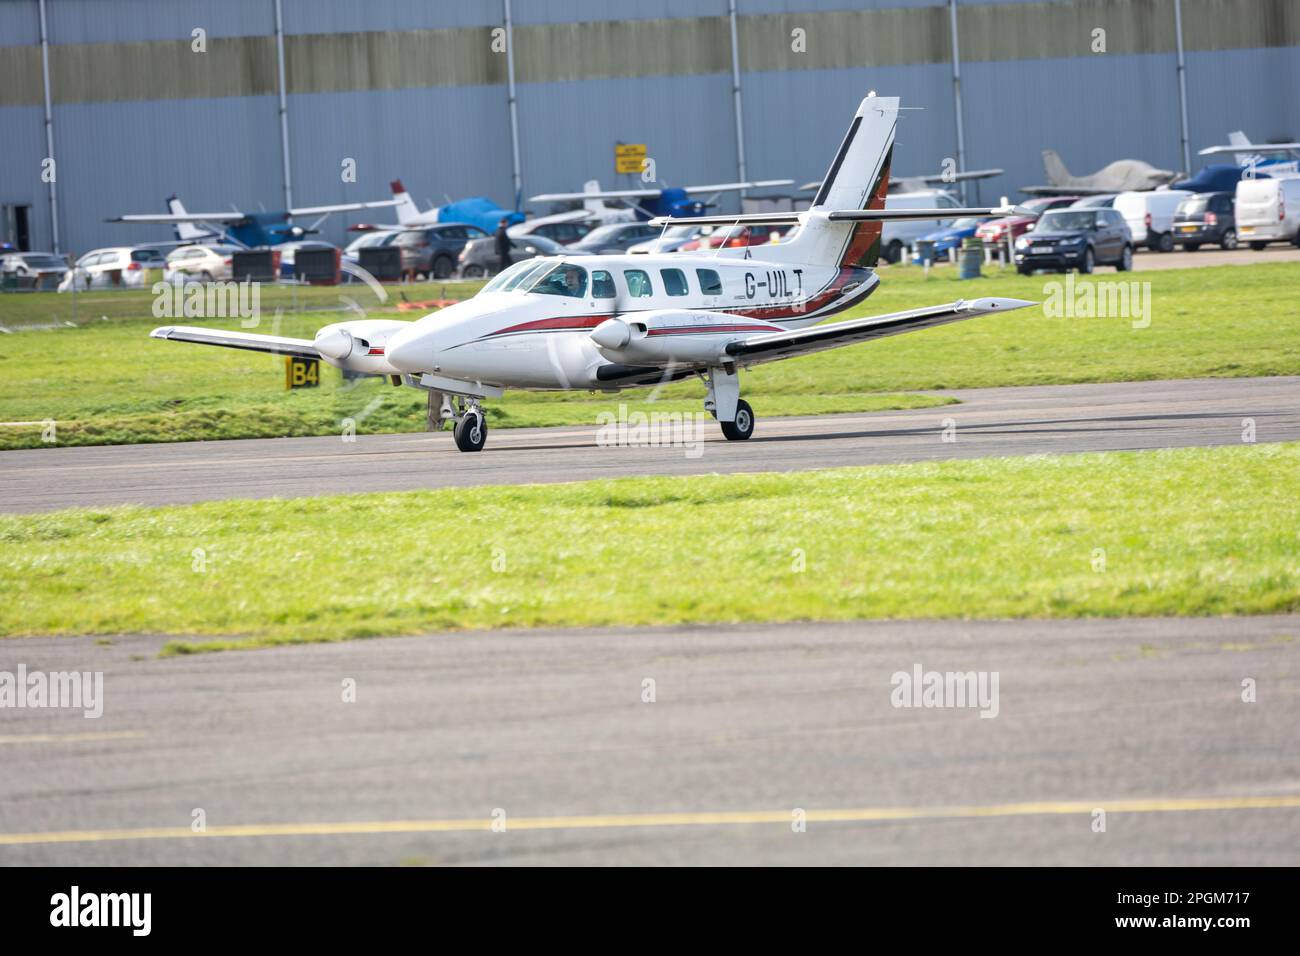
720,399,755,441
454,411,487,452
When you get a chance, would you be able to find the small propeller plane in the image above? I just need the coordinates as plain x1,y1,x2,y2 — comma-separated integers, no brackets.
151,94,1034,452
110,194,403,248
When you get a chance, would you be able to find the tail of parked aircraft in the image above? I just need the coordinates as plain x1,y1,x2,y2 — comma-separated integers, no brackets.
166,197,217,243
389,180,424,226
582,180,605,213
1041,149,1073,186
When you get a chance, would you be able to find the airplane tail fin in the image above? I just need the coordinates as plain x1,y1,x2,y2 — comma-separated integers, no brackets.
389,180,424,226
582,180,605,213
1227,131,1255,166
1041,149,1072,186
768,94,897,270
167,196,212,243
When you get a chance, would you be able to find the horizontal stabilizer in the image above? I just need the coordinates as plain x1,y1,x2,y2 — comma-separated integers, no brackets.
151,325,320,360
649,199,1018,229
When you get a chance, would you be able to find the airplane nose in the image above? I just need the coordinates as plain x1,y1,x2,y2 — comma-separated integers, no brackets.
385,326,433,373
313,328,352,360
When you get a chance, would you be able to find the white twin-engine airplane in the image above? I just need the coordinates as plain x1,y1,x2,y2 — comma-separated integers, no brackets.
151,95,1035,452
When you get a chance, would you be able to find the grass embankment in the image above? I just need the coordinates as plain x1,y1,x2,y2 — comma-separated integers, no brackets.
1,443,1295,652
0,262,1296,450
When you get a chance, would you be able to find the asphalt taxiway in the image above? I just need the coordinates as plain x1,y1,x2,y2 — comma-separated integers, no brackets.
1,375,1296,513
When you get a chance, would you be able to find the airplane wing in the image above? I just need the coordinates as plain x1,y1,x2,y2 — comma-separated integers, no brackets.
151,325,320,359
109,212,249,224
680,179,795,194
802,169,1004,191
530,180,795,203
1019,185,1108,196
1199,142,1300,156
288,199,402,216
723,298,1034,365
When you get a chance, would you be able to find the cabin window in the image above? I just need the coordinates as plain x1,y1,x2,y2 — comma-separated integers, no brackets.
660,268,689,296
623,269,654,297
592,270,616,298
696,268,723,296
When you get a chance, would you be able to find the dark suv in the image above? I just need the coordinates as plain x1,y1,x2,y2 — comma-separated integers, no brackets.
392,223,488,278
1172,192,1237,251
1014,207,1133,274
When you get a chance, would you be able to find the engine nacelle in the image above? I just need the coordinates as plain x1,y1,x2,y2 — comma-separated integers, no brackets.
313,319,412,375
590,310,782,366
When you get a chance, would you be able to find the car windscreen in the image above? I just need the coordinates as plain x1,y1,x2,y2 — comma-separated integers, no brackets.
1035,211,1097,231
21,255,65,268
1177,196,1210,215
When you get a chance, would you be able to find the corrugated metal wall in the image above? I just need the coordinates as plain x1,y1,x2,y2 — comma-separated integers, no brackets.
1,0,1296,254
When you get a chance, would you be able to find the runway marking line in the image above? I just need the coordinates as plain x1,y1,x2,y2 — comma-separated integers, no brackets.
4,794,1300,846
0,730,147,745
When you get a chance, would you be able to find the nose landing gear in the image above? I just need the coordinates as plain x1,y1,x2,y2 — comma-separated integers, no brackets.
428,390,488,452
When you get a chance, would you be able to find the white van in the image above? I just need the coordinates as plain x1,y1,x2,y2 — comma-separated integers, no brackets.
1235,177,1300,249
881,189,962,263
1113,189,1193,252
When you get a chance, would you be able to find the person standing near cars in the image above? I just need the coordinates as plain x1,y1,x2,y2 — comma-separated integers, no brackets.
494,217,514,275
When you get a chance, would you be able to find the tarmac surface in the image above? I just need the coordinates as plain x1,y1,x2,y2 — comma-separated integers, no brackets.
1,616,1297,865
1,375,1296,513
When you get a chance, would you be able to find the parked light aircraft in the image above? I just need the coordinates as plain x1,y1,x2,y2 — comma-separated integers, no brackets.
1021,149,1180,195
109,195,402,248
151,94,1034,452
529,178,796,221
1198,132,1300,177
800,167,1004,195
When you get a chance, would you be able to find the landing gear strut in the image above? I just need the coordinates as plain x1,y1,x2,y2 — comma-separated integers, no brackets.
702,365,755,441
428,391,488,452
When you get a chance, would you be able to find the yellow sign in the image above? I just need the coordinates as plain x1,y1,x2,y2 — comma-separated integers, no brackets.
284,356,320,389
615,143,647,175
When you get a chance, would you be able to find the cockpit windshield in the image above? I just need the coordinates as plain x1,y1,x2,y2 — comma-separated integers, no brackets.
482,258,551,293
523,262,588,298
480,259,589,297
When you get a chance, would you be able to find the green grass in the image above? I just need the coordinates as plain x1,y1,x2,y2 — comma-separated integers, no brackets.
1,261,1297,450
1,442,1295,652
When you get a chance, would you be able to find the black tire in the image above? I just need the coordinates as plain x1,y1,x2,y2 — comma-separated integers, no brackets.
462,264,486,278
1249,241,1267,251
453,412,487,452
1116,244,1133,272
1156,232,1174,253
1016,265,1032,276
1077,248,1095,274
432,255,453,279
720,400,755,441
1220,229,1237,251
200,270,213,282
884,240,903,264
1184,242,1201,252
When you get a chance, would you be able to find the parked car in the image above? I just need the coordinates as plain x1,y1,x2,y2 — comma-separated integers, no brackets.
0,250,69,289
678,223,778,251
1113,189,1193,252
1069,194,1118,209
457,234,588,278
910,217,991,263
881,189,967,263
165,243,240,282
627,223,709,254
1234,177,1300,250
508,217,595,246
1172,192,1237,250
59,246,166,290
976,196,1078,250
391,223,489,278
1014,207,1133,274
568,222,663,254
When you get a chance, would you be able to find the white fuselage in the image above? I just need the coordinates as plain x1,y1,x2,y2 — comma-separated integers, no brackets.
380,251,877,392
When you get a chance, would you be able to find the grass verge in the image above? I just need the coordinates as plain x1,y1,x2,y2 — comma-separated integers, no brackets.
0,442,1295,652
